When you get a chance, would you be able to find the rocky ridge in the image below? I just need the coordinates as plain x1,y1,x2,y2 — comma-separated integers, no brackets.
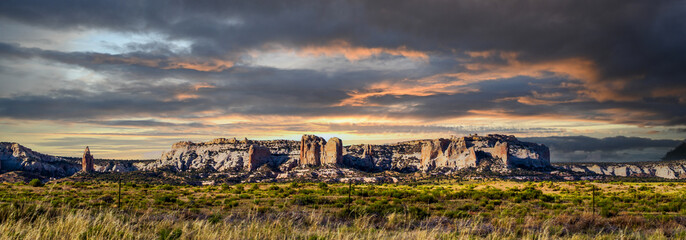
0,142,80,177
148,134,550,174
556,160,686,179
3,135,686,183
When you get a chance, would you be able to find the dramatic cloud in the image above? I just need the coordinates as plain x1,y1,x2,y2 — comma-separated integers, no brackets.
522,136,682,162
0,0,684,158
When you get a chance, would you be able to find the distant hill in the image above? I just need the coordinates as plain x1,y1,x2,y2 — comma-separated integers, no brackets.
663,141,686,161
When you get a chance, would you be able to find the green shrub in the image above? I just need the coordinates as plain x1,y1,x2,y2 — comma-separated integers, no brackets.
157,227,182,240
600,206,618,218
208,214,222,224
29,179,43,187
445,210,469,219
318,182,328,190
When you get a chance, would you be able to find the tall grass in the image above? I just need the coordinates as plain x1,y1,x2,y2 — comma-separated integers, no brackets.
0,203,683,240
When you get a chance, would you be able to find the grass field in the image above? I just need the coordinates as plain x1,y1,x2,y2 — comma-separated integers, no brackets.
0,179,685,239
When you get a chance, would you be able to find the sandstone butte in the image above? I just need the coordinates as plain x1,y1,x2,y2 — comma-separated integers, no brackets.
82,146,95,173
150,133,551,173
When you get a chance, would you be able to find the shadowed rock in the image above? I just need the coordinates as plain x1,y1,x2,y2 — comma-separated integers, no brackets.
82,146,95,173
247,144,271,171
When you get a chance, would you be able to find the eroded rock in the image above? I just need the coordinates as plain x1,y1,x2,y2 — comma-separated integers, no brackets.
300,135,326,166
82,146,95,173
247,145,271,171
323,137,343,165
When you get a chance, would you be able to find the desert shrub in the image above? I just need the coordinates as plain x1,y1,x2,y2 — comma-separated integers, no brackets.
157,227,182,240
538,194,555,203
364,201,401,216
154,195,177,204
159,184,173,190
457,203,479,211
208,213,222,224
414,193,437,204
445,210,470,219
407,206,429,219
318,182,328,190
29,179,43,187
600,206,618,218
224,200,238,208
292,194,329,206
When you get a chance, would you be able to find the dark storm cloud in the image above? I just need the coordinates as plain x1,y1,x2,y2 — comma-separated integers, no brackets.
521,136,682,163
0,0,684,126
522,136,681,153
84,120,208,128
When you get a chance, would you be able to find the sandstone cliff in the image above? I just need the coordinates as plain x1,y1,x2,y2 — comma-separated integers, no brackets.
0,142,80,177
300,135,325,166
146,138,300,172
556,160,686,179
419,134,550,172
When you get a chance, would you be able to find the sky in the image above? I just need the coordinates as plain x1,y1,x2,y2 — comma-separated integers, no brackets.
0,0,684,161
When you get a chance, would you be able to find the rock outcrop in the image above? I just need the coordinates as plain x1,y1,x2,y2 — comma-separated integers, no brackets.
82,146,95,173
557,160,686,179
247,145,271,171
300,135,326,166
419,134,550,172
323,137,343,165
0,142,80,177
147,138,300,172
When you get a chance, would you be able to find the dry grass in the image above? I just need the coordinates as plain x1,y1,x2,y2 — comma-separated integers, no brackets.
0,203,684,240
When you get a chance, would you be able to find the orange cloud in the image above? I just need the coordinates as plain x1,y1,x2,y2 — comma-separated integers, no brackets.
91,54,233,72
297,40,429,61
163,58,234,72
338,51,605,106
170,83,217,101
337,77,479,106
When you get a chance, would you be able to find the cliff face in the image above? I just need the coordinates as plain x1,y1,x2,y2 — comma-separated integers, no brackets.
146,138,300,172
300,135,325,166
557,160,686,179
0,142,80,177
418,134,550,171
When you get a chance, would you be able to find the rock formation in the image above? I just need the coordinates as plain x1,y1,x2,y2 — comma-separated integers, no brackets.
363,144,374,159
0,142,80,176
322,137,343,165
148,138,300,172
420,134,550,171
247,144,271,171
300,135,326,166
82,146,95,173
557,160,686,179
